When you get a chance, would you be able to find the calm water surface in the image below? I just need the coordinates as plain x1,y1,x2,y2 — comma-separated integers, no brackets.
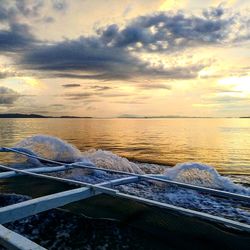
0,118,250,175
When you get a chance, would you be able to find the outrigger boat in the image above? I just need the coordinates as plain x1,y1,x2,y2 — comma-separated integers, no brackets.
0,146,249,249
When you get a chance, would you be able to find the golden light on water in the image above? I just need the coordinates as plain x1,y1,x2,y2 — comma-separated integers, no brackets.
1,118,250,176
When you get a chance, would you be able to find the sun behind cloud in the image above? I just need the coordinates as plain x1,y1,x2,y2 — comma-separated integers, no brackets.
218,76,250,93
159,0,186,10
0,0,249,117
19,77,42,88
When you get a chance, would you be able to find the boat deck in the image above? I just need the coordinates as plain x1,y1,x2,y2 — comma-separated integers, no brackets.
0,147,249,250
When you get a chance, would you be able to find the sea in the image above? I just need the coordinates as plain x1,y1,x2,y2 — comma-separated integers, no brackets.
0,118,249,249
1,118,250,174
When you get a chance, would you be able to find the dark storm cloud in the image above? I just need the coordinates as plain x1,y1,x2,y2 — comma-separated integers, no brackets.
62,84,81,88
0,86,20,105
98,6,249,52
21,37,145,73
20,36,206,80
0,2,37,53
0,23,35,52
19,6,250,81
0,4,248,81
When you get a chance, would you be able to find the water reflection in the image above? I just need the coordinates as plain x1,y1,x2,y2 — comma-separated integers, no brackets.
0,118,250,175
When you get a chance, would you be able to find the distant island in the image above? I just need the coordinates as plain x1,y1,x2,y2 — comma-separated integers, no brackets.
0,113,248,119
118,115,239,119
0,113,92,118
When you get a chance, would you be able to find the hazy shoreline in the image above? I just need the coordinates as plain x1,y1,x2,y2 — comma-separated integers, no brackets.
0,113,248,119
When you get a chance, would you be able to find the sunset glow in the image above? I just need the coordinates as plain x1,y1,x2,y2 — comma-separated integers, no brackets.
0,0,249,117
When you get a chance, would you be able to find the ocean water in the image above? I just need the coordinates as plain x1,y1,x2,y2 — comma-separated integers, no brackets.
0,118,250,249
0,118,250,175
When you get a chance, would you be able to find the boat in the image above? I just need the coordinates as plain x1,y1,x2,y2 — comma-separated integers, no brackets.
0,146,249,249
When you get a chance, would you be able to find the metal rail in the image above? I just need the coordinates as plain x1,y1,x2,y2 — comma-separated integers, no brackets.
0,165,75,179
0,146,250,249
0,163,249,232
0,186,95,224
1,147,249,203
0,225,45,250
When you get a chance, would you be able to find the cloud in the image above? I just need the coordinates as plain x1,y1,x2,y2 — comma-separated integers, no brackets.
18,6,250,81
0,0,46,21
0,68,20,78
138,83,171,90
21,37,146,72
0,2,38,52
101,92,131,97
62,84,81,88
15,0,44,18
52,0,68,11
0,1,15,22
20,36,206,80
51,104,65,107
0,86,20,105
61,84,112,95
89,85,112,91
114,100,145,105
63,92,95,100
42,16,55,23
98,6,250,52
63,90,132,101
0,23,36,52
205,95,250,103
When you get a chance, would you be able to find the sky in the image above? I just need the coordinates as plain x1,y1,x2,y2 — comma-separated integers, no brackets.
0,0,249,117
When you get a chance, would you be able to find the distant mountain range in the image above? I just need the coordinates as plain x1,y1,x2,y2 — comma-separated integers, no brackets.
0,113,248,119
0,113,92,118
118,115,194,118
118,114,242,119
